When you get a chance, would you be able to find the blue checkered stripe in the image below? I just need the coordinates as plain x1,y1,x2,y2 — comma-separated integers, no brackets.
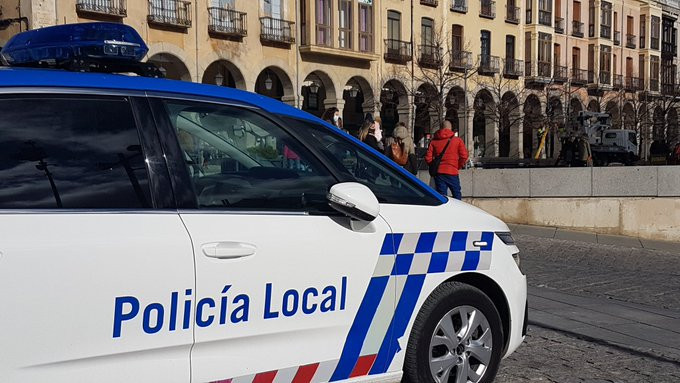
375,231,495,277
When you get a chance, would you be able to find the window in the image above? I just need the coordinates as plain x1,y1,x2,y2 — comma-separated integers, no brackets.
339,0,352,49
641,15,646,49
651,16,660,49
163,100,336,211
0,96,151,209
600,45,612,83
506,35,516,60
452,24,464,52
600,2,612,38
422,18,434,47
626,57,633,77
316,0,332,46
651,56,660,80
538,0,551,26
573,47,581,70
283,117,442,206
554,43,561,65
627,16,634,35
387,10,401,41
538,32,552,63
639,54,645,80
589,0,595,37
573,1,581,21
480,30,491,57
359,2,373,52
526,0,532,23
264,0,282,19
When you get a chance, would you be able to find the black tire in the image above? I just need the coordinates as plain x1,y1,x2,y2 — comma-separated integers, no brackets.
403,282,504,383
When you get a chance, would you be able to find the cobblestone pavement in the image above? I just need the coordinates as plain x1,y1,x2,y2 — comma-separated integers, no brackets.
496,234,680,382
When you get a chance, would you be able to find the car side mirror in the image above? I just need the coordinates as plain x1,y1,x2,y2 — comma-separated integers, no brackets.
327,182,380,222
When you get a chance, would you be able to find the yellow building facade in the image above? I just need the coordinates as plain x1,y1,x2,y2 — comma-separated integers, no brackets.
0,0,678,159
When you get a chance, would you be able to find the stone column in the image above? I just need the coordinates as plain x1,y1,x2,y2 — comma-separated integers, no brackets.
485,112,499,157
397,105,412,136
466,111,475,156
324,98,346,117
515,110,525,158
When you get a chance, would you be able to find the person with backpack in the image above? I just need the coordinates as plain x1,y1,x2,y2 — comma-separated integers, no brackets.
387,122,417,174
425,120,469,200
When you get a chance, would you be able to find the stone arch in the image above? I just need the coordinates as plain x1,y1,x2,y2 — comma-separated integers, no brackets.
445,86,468,148
255,66,295,106
342,76,374,134
623,102,635,131
523,94,543,159
414,83,439,143
605,101,620,129
568,97,583,132
380,79,409,136
200,60,246,90
587,99,600,112
146,43,195,81
302,70,337,118
472,89,498,157
546,97,564,158
147,52,191,82
500,91,521,157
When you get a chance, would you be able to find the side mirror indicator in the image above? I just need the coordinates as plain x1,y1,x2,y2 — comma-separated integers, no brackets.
327,182,379,222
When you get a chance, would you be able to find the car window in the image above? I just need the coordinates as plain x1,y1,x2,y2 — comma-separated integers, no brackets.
0,96,152,209
160,100,336,211
282,117,442,206
604,132,617,139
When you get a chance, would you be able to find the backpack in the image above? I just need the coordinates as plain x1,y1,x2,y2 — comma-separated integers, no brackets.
428,137,453,177
390,140,409,166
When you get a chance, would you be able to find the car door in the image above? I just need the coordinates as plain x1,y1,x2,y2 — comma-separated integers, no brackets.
0,94,194,382
150,98,395,383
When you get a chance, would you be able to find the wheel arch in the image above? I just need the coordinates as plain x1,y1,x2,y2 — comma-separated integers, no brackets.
445,273,511,356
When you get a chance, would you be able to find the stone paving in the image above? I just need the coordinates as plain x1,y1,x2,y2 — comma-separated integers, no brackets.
495,233,680,382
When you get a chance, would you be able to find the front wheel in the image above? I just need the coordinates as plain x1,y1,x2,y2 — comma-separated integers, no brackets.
403,282,504,383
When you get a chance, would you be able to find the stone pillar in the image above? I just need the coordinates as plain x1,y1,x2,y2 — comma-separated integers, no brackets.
397,105,412,136
324,98,346,117
485,112,499,157
515,110,525,158
281,95,297,107
428,110,441,134
466,111,475,156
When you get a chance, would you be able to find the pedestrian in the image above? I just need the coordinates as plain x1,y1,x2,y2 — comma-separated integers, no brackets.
373,116,384,151
425,120,469,200
337,116,348,134
418,132,432,148
578,133,592,167
388,122,418,174
321,107,340,128
358,120,382,152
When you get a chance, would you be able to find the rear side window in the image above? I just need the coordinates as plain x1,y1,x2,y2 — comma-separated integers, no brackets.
0,96,152,209
282,117,443,206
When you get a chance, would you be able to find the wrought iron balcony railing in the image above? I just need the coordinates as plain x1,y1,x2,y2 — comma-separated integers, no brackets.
588,70,595,83
601,25,611,39
571,68,588,86
650,78,660,92
260,17,295,44
480,0,495,18
503,58,523,77
537,61,551,77
76,0,126,17
538,10,552,26
418,45,443,69
651,37,660,50
613,74,623,89
572,21,584,37
450,50,473,72
148,0,191,27
599,70,611,85
506,5,520,24
626,34,636,49
554,65,568,82
451,0,467,12
478,54,500,74
384,39,413,64
555,17,565,33
661,82,677,95
625,76,643,92
208,8,247,37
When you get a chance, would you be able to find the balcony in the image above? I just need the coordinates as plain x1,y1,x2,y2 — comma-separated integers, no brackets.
208,8,247,38
450,50,473,72
661,82,677,96
572,21,584,37
76,0,126,17
588,70,595,84
503,58,523,78
260,17,295,45
478,54,500,75
613,74,623,90
554,65,568,83
148,0,191,28
599,70,611,85
651,37,660,50
650,79,659,92
601,25,611,39
626,34,636,49
625,76,643,92
421,0,438,6
663,42,676,57
538,10,552,26
505,5,520,24
384,39,412,64
571,68,588,86
479,0,495,18
418,45,443,69
451,0,467,13
555,17,565,34
614,31,620,46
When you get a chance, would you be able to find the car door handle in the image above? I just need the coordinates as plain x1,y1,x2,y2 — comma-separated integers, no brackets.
473,241,488,248
201,242,256,259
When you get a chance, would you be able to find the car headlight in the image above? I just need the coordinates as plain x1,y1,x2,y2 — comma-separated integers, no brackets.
511,252,521,269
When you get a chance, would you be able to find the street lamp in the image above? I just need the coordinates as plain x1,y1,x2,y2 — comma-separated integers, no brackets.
349,86,359,98
158,66,167,78
215,72,224,86
265,72,273,90
309,81,320,94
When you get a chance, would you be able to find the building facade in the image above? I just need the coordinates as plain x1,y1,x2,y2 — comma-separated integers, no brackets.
1,0,679,160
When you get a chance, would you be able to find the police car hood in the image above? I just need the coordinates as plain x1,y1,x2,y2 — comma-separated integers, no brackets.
379,198,510,234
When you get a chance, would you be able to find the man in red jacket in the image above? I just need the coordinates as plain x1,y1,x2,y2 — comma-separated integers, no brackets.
425,121,469,200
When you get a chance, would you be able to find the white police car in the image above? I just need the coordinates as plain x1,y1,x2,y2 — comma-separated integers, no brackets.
0,23,526,383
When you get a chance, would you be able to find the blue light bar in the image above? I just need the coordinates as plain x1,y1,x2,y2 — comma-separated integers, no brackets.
1,22,148,66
